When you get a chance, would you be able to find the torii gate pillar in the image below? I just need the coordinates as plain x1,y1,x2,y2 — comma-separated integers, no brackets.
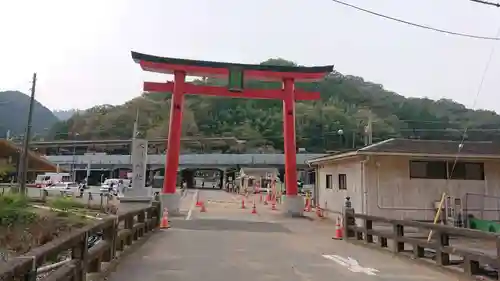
282,78,303,216
160,71,186,215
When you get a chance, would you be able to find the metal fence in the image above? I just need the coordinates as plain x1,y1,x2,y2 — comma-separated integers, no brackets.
464,192,500,222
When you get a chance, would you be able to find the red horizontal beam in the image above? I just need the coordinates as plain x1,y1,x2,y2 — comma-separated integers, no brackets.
140,61,327,82
144,82,320,101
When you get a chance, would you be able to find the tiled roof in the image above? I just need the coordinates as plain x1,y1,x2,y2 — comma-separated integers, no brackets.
307,138,500,164
0,139,59,171
361,138,500,155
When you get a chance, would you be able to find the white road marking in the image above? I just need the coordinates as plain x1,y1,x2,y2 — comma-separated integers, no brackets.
322,254,379,276
185,190,199,220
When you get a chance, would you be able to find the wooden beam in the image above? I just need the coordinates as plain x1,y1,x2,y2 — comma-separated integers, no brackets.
139,61,328,82
144,82,320,101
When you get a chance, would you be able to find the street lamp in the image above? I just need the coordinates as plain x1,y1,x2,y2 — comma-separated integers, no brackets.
337,129,344,148
71,132,80,182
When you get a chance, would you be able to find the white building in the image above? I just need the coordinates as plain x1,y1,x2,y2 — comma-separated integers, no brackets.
307,138,500,221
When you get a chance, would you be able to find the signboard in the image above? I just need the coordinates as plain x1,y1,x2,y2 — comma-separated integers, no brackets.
131,139,148,189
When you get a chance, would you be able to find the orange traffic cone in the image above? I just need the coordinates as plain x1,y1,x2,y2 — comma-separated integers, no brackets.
160,208,170,229
316,206,323,218
241,199,246,209
196,199,202,207
304,198,312,212
271,201,277,211
251,201,257,214
200,201,207,212
332,217,343,240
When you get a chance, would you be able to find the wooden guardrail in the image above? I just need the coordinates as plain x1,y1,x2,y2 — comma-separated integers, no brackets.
343,207,500,279
0,203,161,281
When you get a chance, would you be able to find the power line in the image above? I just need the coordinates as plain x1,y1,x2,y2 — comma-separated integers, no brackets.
448,23,500,179
470,0,500,7
329,0,500,41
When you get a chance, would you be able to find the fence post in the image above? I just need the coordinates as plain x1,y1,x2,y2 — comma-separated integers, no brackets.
343,196,355,239
20,256,37,281
364,219,373,243
100,193,104,211
88,192,93,208
138,210,146,238
72,232,88,281
392,223,404,253
125,215,134,246
435,231,450,266
153,201,161,227
102,219,117,262
146,207,154,232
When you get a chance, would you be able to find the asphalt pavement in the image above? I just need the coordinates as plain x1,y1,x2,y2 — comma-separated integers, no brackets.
106,190,458,281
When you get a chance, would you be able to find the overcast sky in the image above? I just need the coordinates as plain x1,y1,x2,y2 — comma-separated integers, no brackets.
1,0,500,112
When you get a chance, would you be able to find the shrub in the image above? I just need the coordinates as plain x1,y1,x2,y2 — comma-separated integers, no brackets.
0,194,36,226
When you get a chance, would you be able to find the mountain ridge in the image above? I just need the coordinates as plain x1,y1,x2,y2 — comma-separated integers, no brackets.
47,59,500,152
0,91,59,138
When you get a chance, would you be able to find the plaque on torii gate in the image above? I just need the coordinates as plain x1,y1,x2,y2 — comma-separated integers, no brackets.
132,51,333,216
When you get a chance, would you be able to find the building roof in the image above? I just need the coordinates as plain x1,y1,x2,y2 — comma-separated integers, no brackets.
132,51,334,75
307,138,500,164
27,137,243,149
0,140,60,172
240,167,279,178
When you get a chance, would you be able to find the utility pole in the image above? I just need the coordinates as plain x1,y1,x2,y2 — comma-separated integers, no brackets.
364,113,373,146
18,73,37,195
470,0,500,7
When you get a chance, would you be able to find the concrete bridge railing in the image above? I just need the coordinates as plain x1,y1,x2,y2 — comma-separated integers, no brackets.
0,203,161,281
343,206,498,279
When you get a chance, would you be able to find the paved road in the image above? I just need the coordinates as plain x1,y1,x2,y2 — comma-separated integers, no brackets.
107,190,456,281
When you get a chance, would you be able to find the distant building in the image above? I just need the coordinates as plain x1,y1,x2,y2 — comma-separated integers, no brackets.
307,138,500,221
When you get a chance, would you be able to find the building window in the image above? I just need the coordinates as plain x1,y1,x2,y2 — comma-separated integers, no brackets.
325,174,333,189
410,161,447,179
338,174,347,190
409,160,484,180
448,162,484,180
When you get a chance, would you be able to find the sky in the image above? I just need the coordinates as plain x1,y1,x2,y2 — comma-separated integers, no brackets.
1,0,500,112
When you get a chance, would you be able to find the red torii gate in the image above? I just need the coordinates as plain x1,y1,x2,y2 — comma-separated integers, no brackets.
132,51,333,215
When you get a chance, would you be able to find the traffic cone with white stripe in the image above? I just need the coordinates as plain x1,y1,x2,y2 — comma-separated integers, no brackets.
271,200,277,211
160,208,170,229
332,216,343,240
251,200,257,214
316,206,323,218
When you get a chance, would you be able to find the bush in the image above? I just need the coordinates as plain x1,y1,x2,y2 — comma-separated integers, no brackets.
0,193,28,208
48,197,86,211
0,194,36,226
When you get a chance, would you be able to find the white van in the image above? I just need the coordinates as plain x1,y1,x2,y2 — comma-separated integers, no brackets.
35,173,71,188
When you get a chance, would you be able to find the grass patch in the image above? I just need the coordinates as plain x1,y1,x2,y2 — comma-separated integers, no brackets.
0,194,37,226
47,197,86,211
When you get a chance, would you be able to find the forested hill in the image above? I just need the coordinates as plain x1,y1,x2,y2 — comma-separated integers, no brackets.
0,91,59,138
48,59,500,153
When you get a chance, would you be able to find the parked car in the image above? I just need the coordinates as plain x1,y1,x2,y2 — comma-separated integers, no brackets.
100,178,131,195
43,182,79,196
